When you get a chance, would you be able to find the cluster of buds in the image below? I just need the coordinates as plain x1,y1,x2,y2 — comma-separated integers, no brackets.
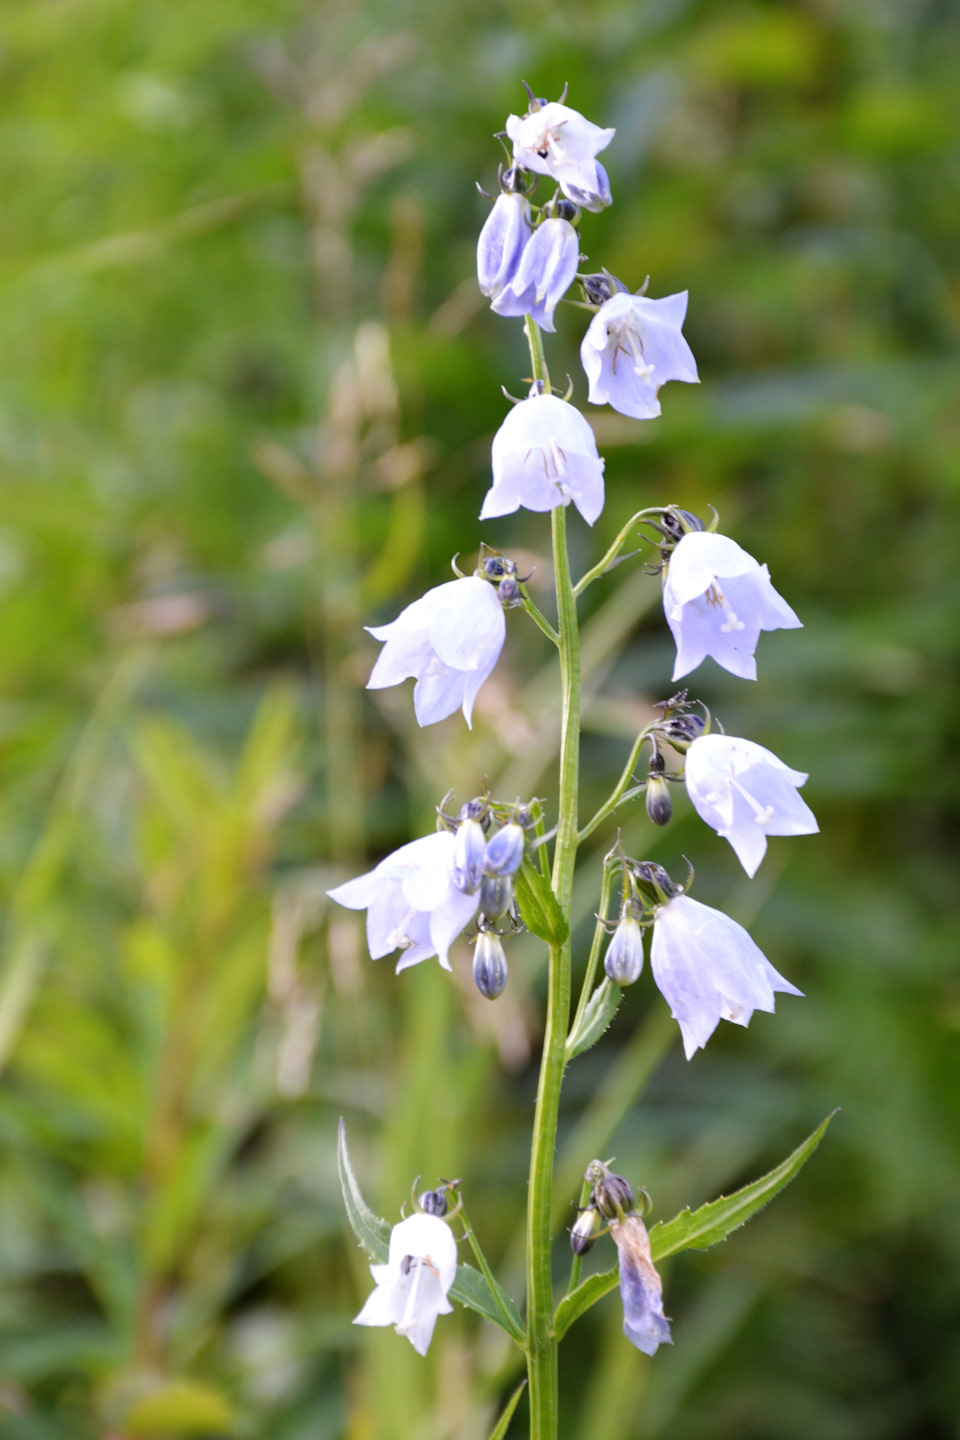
570,1162,672,1356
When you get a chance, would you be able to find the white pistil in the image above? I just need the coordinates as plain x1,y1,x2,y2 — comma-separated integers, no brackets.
730,777,776,827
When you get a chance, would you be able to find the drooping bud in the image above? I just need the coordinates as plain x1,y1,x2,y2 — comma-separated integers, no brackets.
645,772,672,826
482,555,509,579
479,873,513,923
570,1207,600,1256
580,269,627,306
483,822,525,877
498,574,521,606
585,1160,634,1220
452,817,487,893
418,1187,449,1217
473,931,508,999
660,712,705,752
631,861,679,904
604,905,645,986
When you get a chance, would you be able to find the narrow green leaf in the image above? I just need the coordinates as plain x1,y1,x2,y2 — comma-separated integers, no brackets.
337,1118,390,1264
553,1113,835,1341
487,1378,527,1439
514,863,569,947
565,978,621,1061
450,1262,526,1344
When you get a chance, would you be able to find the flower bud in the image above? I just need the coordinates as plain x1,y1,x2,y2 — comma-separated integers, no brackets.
580,270,628,306
483,822,525,878
482,555,509,578
660,713,705,752
570,1207,600,1256
553,197,579,222
418,1187,449,1217
498,574,520,606
604,910,644,986
645,773,672,827
479,873,513,923
632,861,679,903
452,817,487,893
585,1160,634,1220
473,931,508,1000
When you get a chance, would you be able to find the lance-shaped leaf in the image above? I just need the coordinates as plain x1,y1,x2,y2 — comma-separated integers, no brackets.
486,1379,528,1440
338,1119,525,1343
553,1112,835,1341
514,863,569,947
565,977,621,1061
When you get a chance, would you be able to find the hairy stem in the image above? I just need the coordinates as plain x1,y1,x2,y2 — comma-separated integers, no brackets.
524,315,581,1440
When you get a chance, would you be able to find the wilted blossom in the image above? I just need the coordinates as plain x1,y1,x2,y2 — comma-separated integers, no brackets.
651,893,802,1059
506,101,614,208
366,575,506,727
610,1215,673,1356
327,831,481,973
685,733,818,878
477,191,532,300
481,393,605,525
490,217,579,332
354,1212,458,1356
662,531,801,682
581,290,698,419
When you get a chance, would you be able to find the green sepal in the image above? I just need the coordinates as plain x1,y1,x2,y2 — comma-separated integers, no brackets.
553,1112,835,1341
338,1119,525,1344
486,1378,527,1439
514,863,569,947
565,977,621,1061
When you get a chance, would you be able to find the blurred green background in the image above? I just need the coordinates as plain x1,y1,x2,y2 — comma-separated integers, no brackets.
0,0,958,1436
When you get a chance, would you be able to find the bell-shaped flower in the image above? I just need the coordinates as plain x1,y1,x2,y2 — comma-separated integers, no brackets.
685,733,818,878
610,1215,672,1356
366,576,506,728
662,531,801,682
477,191,532,300
354,1212,458,1357
490,218,579,332
581,291,698,419
481,393,605,526
452,816,487,893
327,831,480,973
651,893,802,1059
506,101,615,208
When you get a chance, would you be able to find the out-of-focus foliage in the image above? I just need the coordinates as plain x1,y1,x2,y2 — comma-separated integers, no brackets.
0,0,958,1436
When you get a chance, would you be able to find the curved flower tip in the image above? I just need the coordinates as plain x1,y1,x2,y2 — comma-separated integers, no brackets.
354,1213,458,1356
327,829,481,974
489,217,579,332
481,393,605,525
366,575,506,727
506,101,615,208
662,530,801,682
581,290,698,419
685,733,819,877
651,893,802,1060
610,1215,672,1356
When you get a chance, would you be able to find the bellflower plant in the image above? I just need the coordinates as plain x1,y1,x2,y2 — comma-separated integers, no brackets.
334,85,832,1440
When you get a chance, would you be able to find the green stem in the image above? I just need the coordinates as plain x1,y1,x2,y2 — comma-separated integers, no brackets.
566,1177,594,1295
524,310,580,1440
567,855,617,1044
577,725,655,844
520,583,560,646
572,507,665,597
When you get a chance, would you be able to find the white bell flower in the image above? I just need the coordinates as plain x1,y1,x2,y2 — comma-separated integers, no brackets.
651,894,802,1060
506,101,615,208
685,733,818,878
327,831,480,973
354,1212,458,1356
366,576,506,728
581,290,699,419
490,217,579,332
477,191,532,300
662,531,801,682
480,393,605,525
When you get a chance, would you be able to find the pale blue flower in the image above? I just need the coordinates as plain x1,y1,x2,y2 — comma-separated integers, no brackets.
366,576,506,727
662,531,801,682
477,191,532,300
685,733,818,877
481,393,605,525
506,101,615,209
651,894,802,1059
354,1212,458,1356
610,1215,672,1355
581,290,698,419
490,217,579,332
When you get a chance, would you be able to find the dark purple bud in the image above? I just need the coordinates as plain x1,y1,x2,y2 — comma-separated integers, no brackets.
473,931,508,1000
418,1188,449,1217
